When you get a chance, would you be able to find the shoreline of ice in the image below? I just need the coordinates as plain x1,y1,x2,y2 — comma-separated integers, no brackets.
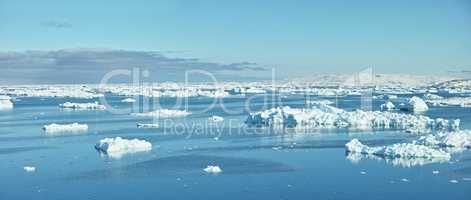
245,103,458,132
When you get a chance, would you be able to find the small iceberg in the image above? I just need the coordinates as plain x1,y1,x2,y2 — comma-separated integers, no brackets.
95,137,152,159
423,93,443,100
380,101,395,111
59,101,106,110
23,166,36,172
136,123,160,128
0,95,13,110
121,98,136,103
209,115,224,122
345,139,451,159
131,109,191,118
204,165,222,174
400,96,428,112
43,123,88,134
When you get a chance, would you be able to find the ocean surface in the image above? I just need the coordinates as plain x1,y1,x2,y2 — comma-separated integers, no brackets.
1,94,470,200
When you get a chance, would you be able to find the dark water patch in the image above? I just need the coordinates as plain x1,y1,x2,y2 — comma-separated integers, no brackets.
0,146,55,155
70,154,294,181
181,138,409,153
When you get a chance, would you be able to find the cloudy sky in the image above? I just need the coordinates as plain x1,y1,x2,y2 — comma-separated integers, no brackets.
0,0,470,84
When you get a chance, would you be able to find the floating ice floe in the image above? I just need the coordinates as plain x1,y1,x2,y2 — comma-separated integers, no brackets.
43,123,88,134
380,101,395,111
204,165,222,174
23,166,36,172
131,109,191,118
415,130,471,148
0,85,103,99
0,95,13,110
136,123,160,128
426,97,471,108
59,101,106,110
209,115,224,122
400,96,429,112
121,98,136,103
245,103,457,131
345,139,451,159
306,99,334,105
95,137,152,159
423,93,443,100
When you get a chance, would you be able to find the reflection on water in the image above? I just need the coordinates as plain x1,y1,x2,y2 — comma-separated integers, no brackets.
346,152,451,167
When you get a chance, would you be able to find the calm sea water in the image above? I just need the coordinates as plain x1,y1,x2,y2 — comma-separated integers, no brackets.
0,94,470,200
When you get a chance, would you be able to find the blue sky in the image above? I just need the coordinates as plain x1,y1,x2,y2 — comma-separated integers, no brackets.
0,0,470,83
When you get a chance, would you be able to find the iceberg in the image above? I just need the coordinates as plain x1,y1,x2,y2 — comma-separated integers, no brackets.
131,109,191,118
306,99,334,105
423,93,443,100
416,130,471,148
43,123,88,134
95,137,152,159
426,97,471,108
204,165,222,174
245,103,457,131
121,98,136,103
0,95,13,110
345,139,451,159
400,96,429,112
23,166,36,172
209,115,224,122
59,101,106,110
380,101,395,111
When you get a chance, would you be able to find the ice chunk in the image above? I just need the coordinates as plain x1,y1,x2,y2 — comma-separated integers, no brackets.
136,123,160,128
131,109,191,118
59,101,106,110
23,166,36,172
400,96,428,112
43,123,88,134
345,139,451,159
209,115,224,122
0,95,13,110
95,137,152,159
380,101,395,111
204,165,222,174
121,98,136,103
449,180,459,184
